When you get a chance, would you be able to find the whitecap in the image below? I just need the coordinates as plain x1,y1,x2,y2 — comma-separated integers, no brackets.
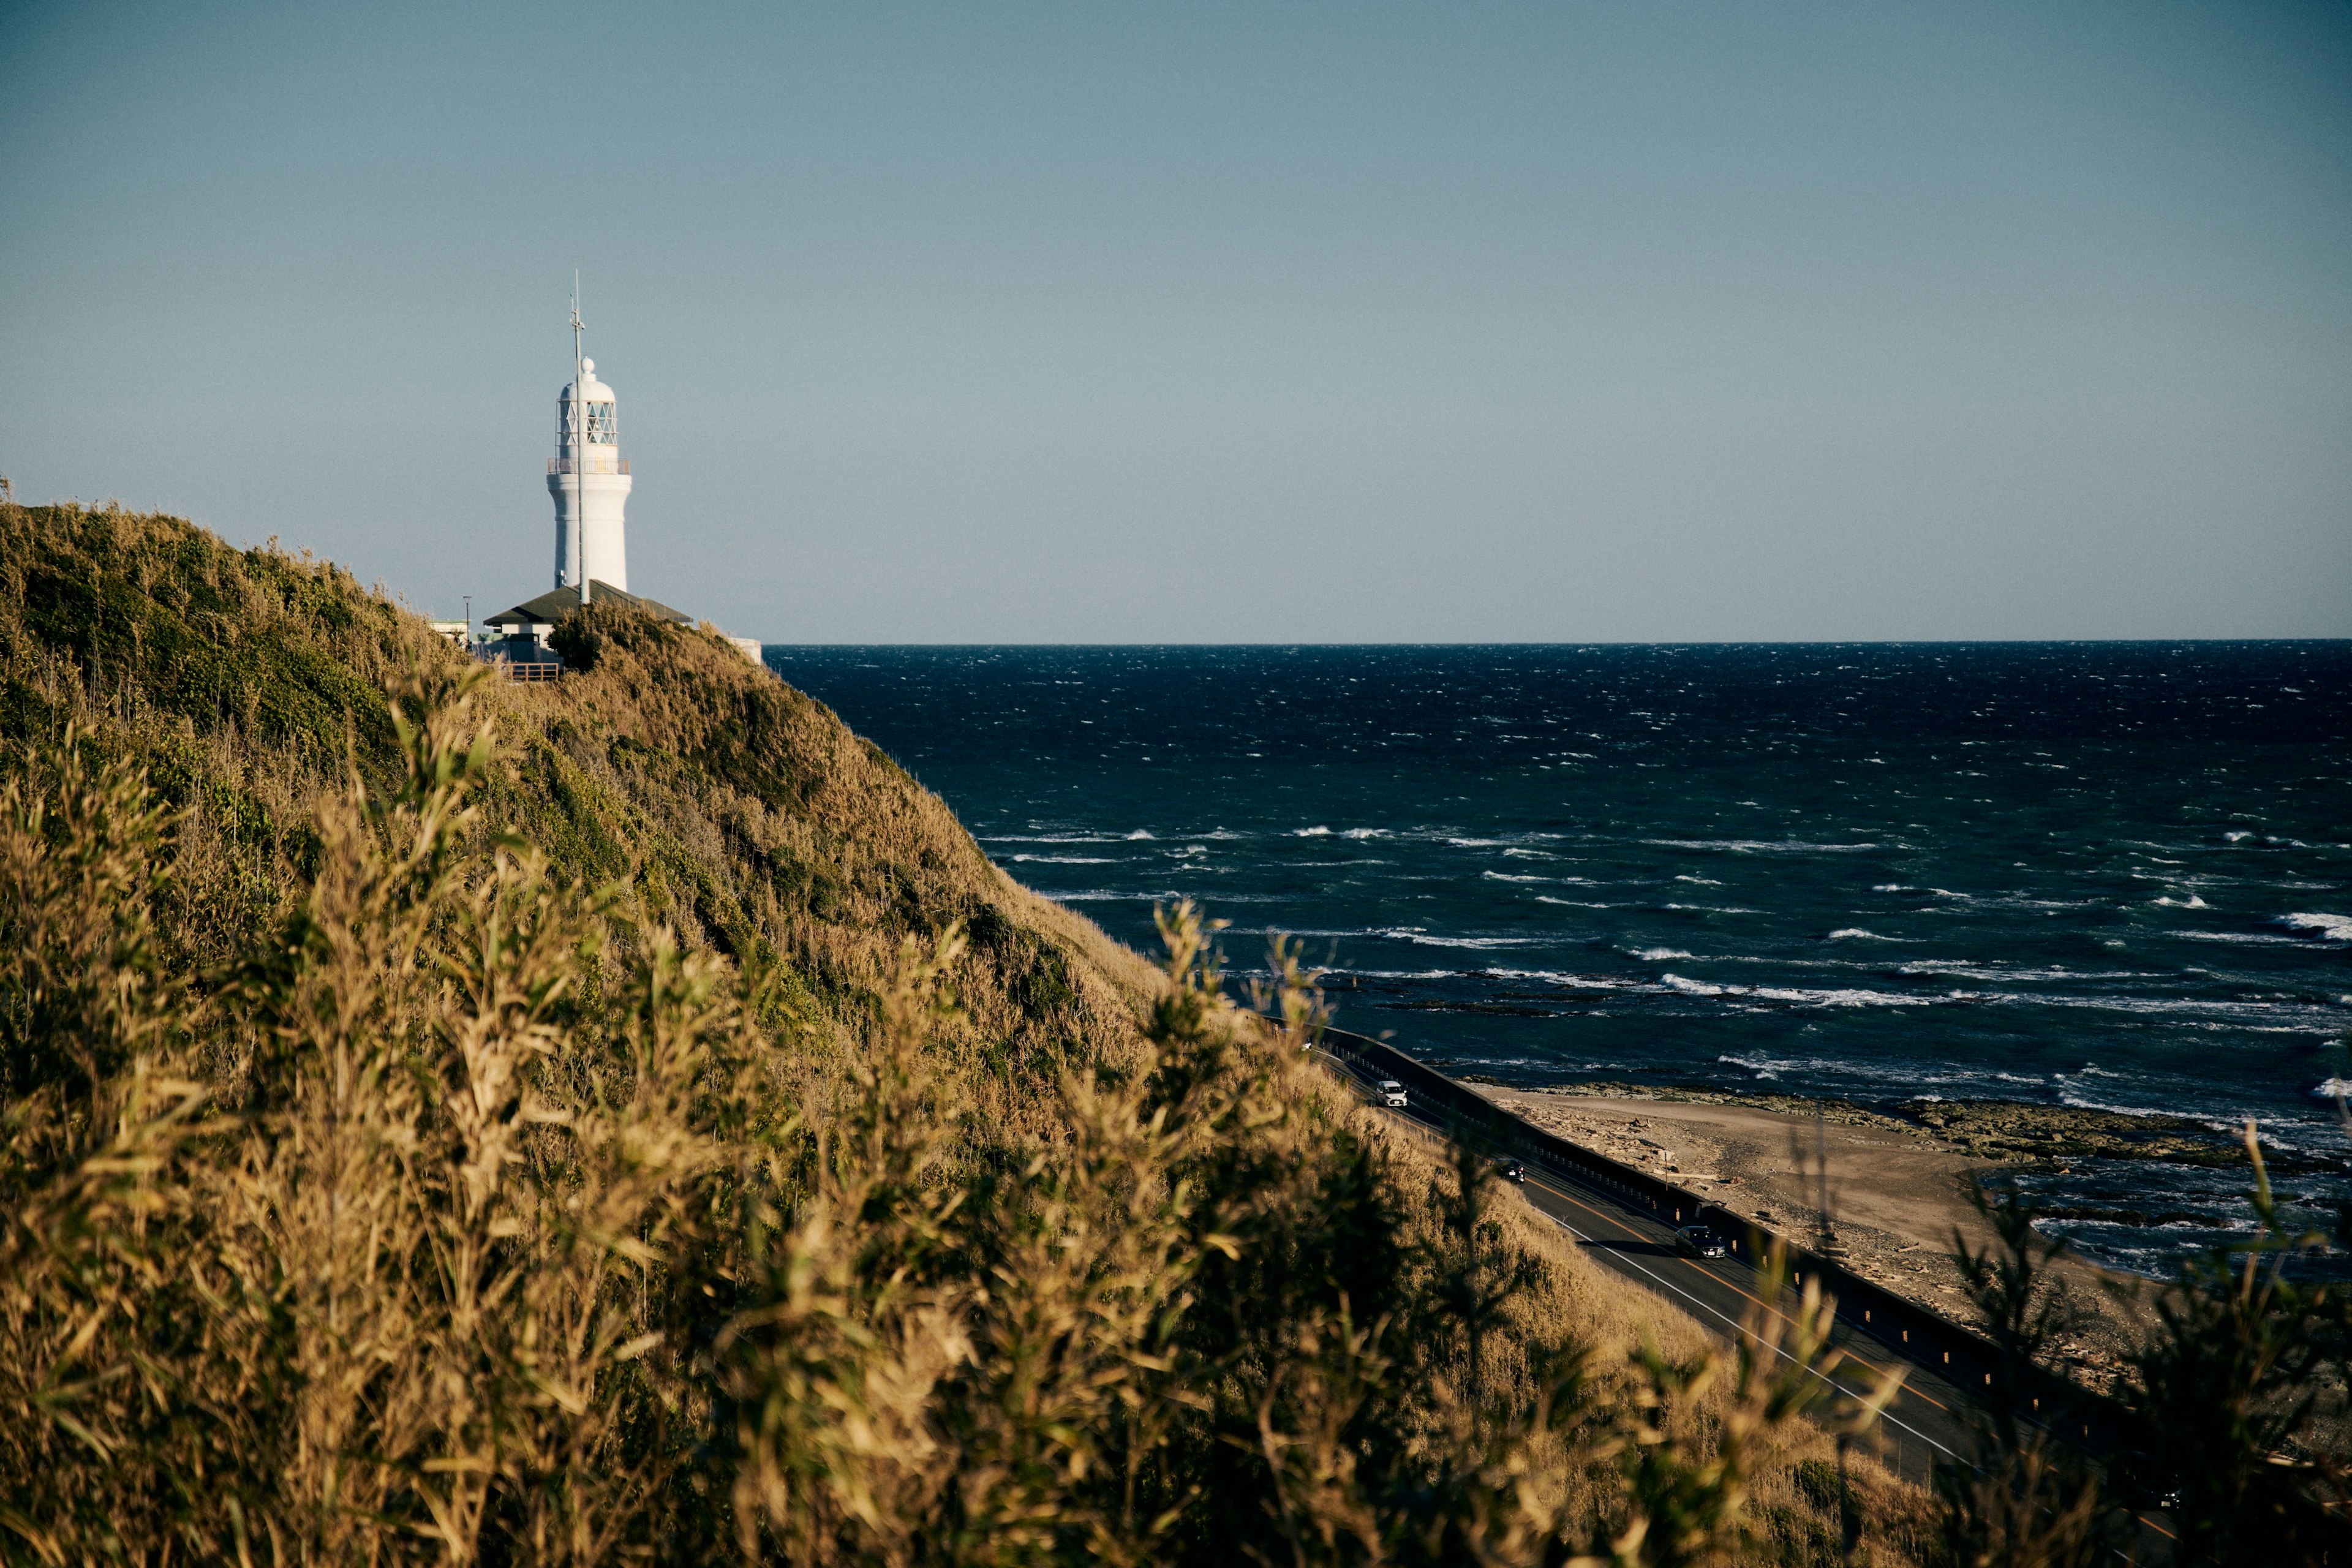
1643,839,1880,854
2311,1079,2352,1100
2152,895,2210,909
1674,875,1724,886
1662,974,1724,996
1006,854,1116,864
1482,872,1549,883
1827,928,1899,941
1125,829,1157,840
1341,827,1390,840
1872,883,1914,893
1632,948,1693,961
1291,826,1333,837
1748,985,1932,1008
2280,913,2352,943
1372,928,1540,950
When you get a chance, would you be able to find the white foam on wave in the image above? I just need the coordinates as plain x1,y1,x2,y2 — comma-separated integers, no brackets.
1827,928,1901,941
1674,875,1723,886
2312,1079,2352,1100
1664,974,1931,1008
2281,913,2352,943
1485,968,1637,989
1872,883,1913,893
984,832,1130,845
2225,830,2254,843
2171,930,2305,947
1663,903,1759,914
1632,948,1693,961
1536,896,1617,908
2152,895,2211,909
1125,829,1156,840
1007,854,1117,864
1044,889,1182,902
1749,984,1933,1008
1643,838,1881,854
1291,826,1333,837
1342,827,1390,839
1372,928,1540,950
1482,871,1550,883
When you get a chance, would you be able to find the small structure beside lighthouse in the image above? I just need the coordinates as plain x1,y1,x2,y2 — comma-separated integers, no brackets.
548,290,632,594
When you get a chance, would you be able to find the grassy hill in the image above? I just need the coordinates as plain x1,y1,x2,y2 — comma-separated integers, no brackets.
0,502,1954,1566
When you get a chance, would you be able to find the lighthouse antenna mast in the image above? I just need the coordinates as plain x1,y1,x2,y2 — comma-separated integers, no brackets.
571,273,590,606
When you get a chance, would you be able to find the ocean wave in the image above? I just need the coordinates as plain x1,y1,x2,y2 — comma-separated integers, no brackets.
1674,875,1724,886
1872,883,1914,893
1006,854,1117,864
2152,895,2211,908
1642,839,1881,854
1125,829,1156,840
1372,929,1540,949
1894,962,2146,983
1342,827,1390,840
1632,948,1693,961
2312,1079,2352,1100
1042,889,1182,902
2171,930,2309,946
1826,928,1901,941
1291,826,1333,837
982,833,1133,845
1482,872,1550,883
1749,985,1934,1008
1662,973,1932,1008
2280,912,2352,943
1662,903,1759,914
1482,968,1637,989
1536,897,1618,908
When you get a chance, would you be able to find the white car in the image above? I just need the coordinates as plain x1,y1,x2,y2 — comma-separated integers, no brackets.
1379,1080,1408,1109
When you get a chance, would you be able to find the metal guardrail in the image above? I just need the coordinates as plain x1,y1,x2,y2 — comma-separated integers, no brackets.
1310,1022,2135,1460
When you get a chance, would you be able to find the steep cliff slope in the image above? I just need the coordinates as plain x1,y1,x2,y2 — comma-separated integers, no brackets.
0,502,1155,1112
0,501,1931,1566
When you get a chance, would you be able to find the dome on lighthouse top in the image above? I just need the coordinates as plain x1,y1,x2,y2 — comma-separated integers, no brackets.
561,358,616,404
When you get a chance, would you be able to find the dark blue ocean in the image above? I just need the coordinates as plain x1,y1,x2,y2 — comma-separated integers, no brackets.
766,643,2352,1272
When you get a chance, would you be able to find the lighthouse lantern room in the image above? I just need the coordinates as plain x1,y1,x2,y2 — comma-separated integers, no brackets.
547,287,632,595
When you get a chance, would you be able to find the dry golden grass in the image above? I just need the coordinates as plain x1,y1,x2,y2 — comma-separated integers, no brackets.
0,502,1956,1565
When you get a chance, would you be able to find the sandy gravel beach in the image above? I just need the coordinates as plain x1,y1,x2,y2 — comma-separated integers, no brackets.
1479,1086,2154,1378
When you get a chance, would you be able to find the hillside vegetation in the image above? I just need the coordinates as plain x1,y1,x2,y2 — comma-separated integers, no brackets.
1,503,1961,1564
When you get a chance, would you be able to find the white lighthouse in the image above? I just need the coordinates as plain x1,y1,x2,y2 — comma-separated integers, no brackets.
547,293,632,594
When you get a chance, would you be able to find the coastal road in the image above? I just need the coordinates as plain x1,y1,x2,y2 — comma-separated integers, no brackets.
1316,1049,1977,1486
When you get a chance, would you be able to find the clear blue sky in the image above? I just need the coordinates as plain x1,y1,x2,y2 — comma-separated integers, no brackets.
4,1,2347,641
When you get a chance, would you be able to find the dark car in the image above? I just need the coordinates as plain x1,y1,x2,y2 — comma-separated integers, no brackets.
1498,1158,1526,1183
1673,1224,1731,1259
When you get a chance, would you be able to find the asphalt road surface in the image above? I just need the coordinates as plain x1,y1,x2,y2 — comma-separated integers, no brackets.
1318,1050,1981,1487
